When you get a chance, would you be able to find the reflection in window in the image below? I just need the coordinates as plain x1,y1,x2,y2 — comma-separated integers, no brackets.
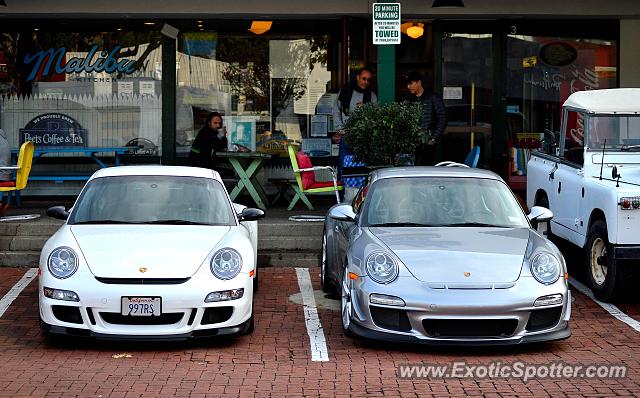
0,31,163,154
175,32,331,156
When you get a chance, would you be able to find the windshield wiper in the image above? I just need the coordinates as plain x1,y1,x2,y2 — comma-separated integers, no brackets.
443,222,510,228
140,219,211,225
620,144,640,151
73,220,136,225
369,222,443,227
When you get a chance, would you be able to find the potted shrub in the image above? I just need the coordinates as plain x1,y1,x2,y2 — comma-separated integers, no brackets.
343,101,424,167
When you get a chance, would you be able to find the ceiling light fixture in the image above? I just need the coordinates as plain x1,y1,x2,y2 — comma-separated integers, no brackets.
400,22,424,39
144,21,156,25
432,0,464,7
407,24,424,39
248,21,272,35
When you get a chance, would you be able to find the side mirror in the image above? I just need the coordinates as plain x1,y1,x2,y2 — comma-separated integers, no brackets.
612,165,621,180
237,208,265,222
528,206,553,223
46,206,69,220
329,204,356,222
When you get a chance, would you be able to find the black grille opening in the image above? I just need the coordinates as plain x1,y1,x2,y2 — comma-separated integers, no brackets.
187,309,197,326
370,306,412,332
87,308,97,325
95,277,190,285
52,306,83,324
422,319,518,338
201,307,233,325
526,307,563,332
100,312,184,325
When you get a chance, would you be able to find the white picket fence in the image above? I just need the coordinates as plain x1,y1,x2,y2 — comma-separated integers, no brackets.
0,93,162,151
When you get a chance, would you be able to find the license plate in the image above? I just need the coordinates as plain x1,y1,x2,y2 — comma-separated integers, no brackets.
121,297,161,316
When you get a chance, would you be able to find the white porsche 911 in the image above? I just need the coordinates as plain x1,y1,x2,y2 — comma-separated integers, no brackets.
40,165,264,340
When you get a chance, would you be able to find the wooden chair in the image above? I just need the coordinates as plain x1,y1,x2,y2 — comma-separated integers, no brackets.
284,145,343,210
0,141,35,207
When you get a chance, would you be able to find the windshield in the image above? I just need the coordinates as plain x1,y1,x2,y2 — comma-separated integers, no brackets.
69,175,235,226
587,115,640,151
361,177,529,228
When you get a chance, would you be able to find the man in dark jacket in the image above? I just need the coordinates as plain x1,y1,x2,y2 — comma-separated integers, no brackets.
406,71,447,166
189,112,228,170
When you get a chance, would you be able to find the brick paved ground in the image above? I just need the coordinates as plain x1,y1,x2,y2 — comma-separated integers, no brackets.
0,267,639,397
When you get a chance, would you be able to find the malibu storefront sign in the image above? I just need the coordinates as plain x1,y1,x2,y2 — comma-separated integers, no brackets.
23,45,137,81
19,113,87,147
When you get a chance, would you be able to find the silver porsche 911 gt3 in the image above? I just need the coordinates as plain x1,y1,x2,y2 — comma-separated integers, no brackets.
321,166,571,345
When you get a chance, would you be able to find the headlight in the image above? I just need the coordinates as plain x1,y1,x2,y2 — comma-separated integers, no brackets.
530,252,561,284
365,251,399,284
210,248,242,280
47,247,79,279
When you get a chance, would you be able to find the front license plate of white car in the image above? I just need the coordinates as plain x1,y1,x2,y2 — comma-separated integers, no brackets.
121,297,161,316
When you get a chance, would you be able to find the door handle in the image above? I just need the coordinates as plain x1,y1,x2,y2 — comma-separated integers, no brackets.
557,181,562,194
549,163,558,180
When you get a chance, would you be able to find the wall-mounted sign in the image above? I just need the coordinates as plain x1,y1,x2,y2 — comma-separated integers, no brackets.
522,56,538,68
539,42,578,67
372,3,401,45
443,86,463,100
19,113,87,147
23,45,137,81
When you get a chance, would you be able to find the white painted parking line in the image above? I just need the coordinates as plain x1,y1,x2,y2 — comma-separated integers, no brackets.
569,277,640,333
295,268,329,362
0,268,37,318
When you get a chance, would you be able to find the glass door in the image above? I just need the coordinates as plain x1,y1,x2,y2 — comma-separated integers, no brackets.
441,32,493,166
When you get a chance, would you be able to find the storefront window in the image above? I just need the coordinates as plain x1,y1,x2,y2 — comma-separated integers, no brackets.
0,30,163,154
175,28,333,158
506,35,617,156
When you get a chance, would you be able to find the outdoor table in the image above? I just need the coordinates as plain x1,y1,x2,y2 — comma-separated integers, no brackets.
217,151,273,210
11,146,132,168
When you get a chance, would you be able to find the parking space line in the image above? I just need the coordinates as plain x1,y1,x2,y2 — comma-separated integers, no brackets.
0,268,37,318
295,268,329,362
569,277,640,333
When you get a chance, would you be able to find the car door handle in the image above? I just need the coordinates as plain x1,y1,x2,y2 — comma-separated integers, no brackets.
549,164,558,180
557,181,562,194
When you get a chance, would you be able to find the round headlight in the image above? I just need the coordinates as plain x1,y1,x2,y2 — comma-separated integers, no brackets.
530,252,561,284
210,248,242,280
365,252,399,284
47,247,79,279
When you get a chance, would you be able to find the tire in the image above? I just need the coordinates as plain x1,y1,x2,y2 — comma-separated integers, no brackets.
242,315,255,335
340,268,355,338
584,220,632,302
253,265,259,293
320,229,334,294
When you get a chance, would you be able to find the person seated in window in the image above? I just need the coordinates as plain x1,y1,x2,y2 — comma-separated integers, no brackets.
189,112,229,171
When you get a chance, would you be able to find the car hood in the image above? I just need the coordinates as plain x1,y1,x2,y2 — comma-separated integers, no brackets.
70,225,231,278
368,227,529,284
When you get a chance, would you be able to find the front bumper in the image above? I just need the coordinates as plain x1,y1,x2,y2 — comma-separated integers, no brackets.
348,275,571,345
613,246,640,261
39,268,253,340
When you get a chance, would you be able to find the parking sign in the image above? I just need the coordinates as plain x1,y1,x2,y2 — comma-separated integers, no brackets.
372,3,401,45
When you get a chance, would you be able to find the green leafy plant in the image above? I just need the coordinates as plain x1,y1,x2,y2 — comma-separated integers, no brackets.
344,101,424,166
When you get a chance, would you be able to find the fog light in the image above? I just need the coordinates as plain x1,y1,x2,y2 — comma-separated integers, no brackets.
205,288,244,303
534,293,563,307
370,293,406,307
43,287,79,302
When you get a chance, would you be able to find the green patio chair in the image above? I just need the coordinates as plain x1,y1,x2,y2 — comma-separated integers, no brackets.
285,145,343,210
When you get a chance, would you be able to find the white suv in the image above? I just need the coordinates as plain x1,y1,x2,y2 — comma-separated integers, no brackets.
527,88,640,302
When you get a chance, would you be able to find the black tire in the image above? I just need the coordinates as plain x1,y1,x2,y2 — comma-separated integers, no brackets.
242,315,255,335
320,229,334,294
584,220,632,302
253,265,259,293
